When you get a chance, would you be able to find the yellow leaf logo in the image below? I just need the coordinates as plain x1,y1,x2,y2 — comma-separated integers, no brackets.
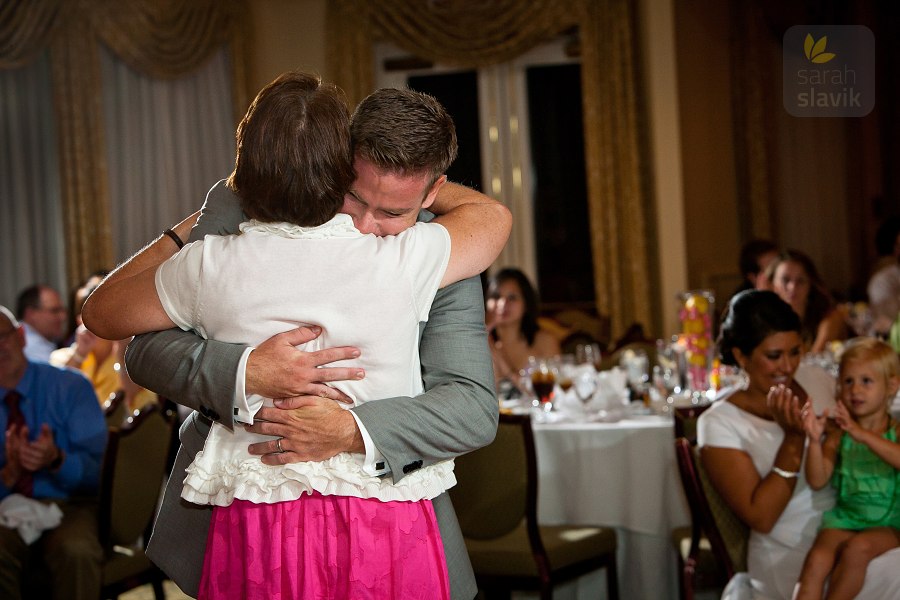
804,33,836,63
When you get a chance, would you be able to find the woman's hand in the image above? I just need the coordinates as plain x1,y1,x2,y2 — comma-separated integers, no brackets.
767,384,805,435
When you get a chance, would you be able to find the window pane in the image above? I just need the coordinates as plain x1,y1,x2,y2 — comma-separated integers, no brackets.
526,63,594,309
407,71,483,191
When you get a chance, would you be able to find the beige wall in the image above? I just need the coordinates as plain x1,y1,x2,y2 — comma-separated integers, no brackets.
245,0,329,102
638,0,689,337
671,0,743,314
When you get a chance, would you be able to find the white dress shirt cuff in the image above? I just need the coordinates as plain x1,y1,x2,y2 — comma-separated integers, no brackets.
349,411,389,476
233,347,265,424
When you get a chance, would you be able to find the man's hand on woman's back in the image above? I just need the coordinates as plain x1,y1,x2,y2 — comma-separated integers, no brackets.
245,325,363,403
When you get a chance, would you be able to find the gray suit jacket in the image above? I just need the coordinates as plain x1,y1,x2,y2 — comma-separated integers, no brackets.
127,180,497,599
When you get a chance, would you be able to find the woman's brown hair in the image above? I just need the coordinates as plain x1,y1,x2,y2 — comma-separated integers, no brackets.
227,72,354,226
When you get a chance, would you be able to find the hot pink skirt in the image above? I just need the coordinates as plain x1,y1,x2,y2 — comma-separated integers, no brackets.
197,492,450,599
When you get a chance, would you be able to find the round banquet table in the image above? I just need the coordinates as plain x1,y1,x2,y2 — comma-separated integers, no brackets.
518,414,690,600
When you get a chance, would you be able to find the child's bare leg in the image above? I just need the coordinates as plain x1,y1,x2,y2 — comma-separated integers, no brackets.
795,529,854,600
826,527,900,600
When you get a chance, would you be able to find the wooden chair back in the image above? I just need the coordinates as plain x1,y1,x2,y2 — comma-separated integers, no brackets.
673,437,748,580
98,402,175,599
673,402,713,445
452,413,537,539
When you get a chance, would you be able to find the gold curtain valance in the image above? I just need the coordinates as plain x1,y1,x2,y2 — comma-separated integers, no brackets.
367,0,577,67
92,0,243,79
327,0,579,106
0,0,66,69
0,0,242,77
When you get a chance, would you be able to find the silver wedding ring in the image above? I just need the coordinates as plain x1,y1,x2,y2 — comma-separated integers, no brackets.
275,438,284,453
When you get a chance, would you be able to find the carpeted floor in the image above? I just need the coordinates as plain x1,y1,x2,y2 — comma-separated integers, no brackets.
119,580,193,600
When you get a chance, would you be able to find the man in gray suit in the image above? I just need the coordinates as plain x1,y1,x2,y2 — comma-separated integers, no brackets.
125,86,498,600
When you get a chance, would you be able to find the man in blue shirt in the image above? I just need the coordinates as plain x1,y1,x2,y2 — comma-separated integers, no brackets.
15,285,67,363
0,305,107,600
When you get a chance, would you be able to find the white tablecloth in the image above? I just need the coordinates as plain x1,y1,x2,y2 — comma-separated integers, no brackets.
529,415,690,600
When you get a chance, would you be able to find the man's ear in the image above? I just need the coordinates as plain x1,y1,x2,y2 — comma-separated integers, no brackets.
420,175,447,210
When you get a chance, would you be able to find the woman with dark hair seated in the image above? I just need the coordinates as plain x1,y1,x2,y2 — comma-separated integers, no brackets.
697,290,899,599
485,268,560,386
765,249,848,354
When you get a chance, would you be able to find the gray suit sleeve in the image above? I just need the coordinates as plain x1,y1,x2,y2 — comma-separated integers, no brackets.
124,179,248,426
352,275,499,483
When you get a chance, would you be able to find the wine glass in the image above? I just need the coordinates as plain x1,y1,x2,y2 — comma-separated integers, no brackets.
557,354,576,395
528,356,557,410
576,342,603,371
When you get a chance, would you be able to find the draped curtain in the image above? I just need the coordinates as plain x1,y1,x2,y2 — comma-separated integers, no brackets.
100,45,235,263
730,0,775,241
325,0,658,336
0,51,66,308
727,1,857,294
0,0,247,294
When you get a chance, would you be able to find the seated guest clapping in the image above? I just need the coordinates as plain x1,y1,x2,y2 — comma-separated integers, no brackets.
698,290,900,600
0,305,107,599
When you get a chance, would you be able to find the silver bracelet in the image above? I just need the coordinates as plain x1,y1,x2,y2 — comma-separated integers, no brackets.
772,466,799,479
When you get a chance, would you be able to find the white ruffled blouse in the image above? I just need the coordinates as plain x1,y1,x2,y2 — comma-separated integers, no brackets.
156,214,457,506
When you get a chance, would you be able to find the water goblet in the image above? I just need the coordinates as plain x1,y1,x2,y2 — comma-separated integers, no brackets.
573,369,597,412
619,348,649,403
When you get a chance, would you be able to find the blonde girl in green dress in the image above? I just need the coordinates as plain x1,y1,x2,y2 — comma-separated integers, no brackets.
795,337,900,600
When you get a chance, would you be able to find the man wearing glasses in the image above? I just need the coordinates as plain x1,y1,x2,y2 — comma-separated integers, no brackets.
0,305,107,599
15,285,67,363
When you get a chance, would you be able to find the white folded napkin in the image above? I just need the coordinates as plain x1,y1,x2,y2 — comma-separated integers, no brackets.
557,366,600,418
0,494,63,544
592,367,629,409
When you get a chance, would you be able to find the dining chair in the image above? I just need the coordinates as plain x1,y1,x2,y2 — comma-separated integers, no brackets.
99,402,176,599
543,307,612,351
599,340,658,373
673,402,713,447
449,413,619,600
672,436,748,600
101,389,127,426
